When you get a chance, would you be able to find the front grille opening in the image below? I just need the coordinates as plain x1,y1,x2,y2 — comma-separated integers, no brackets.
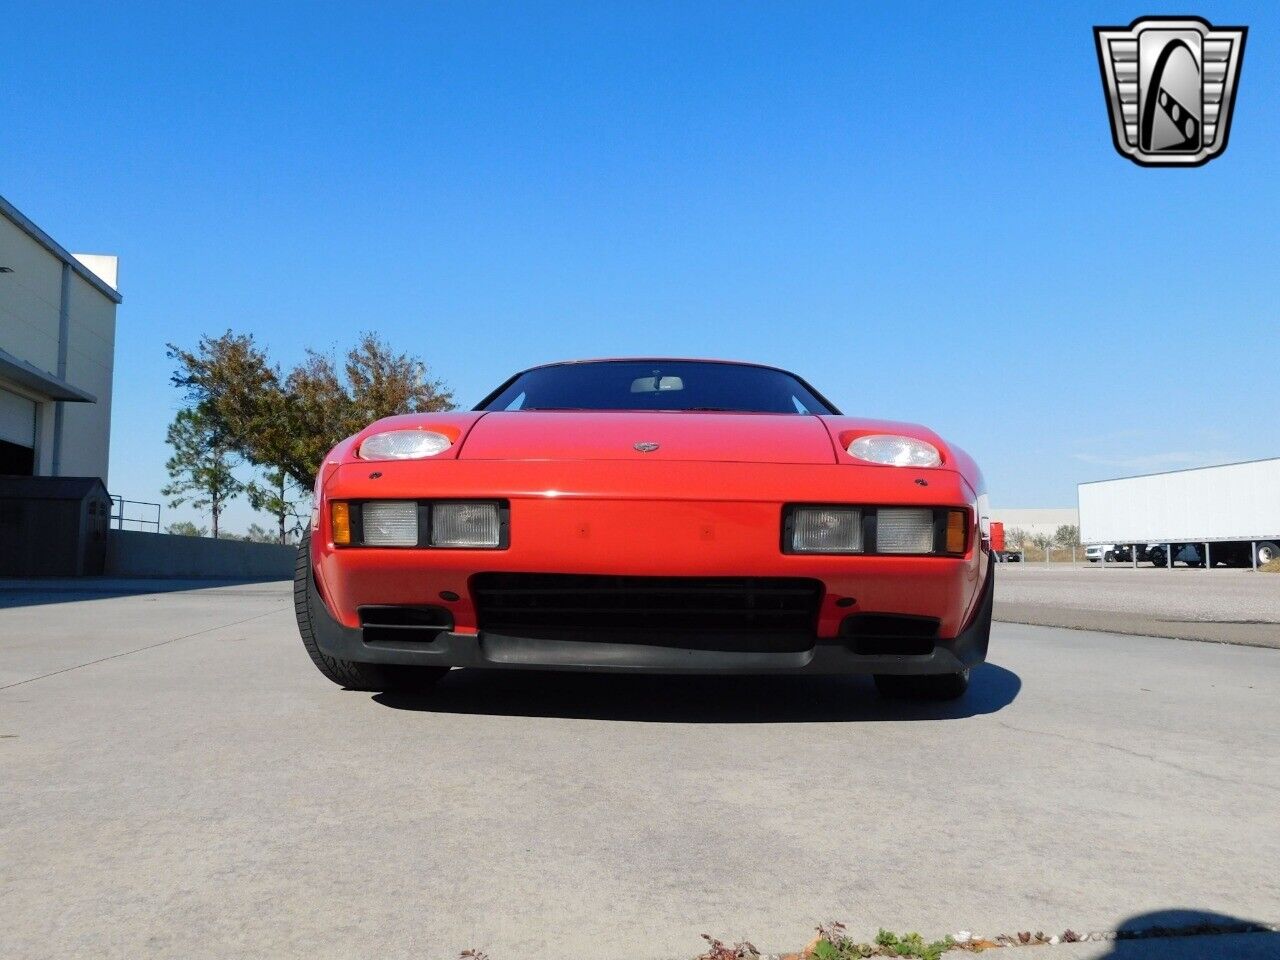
472,573,822,652
841,613,940,656
359,605,453,644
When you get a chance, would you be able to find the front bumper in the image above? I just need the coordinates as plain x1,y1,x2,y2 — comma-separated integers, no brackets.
304,559,993,675
315,460,986,637
308,459,990,673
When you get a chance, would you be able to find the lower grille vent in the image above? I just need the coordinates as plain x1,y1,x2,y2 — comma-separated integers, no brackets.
472,573,822,651
841,613,940,656
359,606,453,645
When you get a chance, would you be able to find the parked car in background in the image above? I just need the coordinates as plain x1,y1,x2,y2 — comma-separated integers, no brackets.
1086,544,1116,563
1108,542,1265,568
987,522,1023,562
296,358,995,700
1098,544,1174,565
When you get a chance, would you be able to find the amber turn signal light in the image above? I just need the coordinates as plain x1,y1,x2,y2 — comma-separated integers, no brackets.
331,502,352,545
946,509,967,554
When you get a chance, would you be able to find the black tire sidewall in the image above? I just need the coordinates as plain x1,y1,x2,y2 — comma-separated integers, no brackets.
294,528,448,691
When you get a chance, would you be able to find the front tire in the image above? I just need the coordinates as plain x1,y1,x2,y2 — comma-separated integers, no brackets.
1104,550,1114,563
294,529,449,692
1257,541,1280,566
1147,547,1166,568
874,669,970,701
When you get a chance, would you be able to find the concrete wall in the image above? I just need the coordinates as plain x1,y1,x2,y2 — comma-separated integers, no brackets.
0,211,63,475
0,198,119,481
58,269,116,478
106,529,295,579
0,213,63,373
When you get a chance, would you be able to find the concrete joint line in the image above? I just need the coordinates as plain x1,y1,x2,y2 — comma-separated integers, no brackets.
994,720,1246,787
0,609,278,691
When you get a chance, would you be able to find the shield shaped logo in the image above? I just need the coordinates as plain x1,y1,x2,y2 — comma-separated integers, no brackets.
1094,16,1247,167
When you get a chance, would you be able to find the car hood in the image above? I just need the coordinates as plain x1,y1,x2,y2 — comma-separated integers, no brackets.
456,411,839,464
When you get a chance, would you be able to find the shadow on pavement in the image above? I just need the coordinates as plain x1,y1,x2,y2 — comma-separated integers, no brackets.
1089,909,1279,958
373,661,1020,722
0,577,284,610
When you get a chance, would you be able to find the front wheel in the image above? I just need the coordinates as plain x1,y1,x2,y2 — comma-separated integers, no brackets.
1147,547,1166,568
1257,541,1280,566
1104,551,1114,563
874,669,970,701
295,529,450,692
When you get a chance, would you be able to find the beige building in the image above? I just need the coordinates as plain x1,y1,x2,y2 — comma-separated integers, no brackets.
0,194,120,481
990,507,1079,542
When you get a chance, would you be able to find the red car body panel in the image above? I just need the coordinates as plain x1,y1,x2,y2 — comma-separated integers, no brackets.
458,411,839,463
312,415,989,638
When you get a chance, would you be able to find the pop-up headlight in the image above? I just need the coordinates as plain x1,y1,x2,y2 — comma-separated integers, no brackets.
359,429,452,460
847,434,942,468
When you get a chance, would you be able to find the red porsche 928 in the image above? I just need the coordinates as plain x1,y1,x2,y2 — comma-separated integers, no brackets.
296,359,993,700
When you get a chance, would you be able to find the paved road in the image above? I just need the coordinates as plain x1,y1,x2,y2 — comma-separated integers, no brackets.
995,564,1280,649
2,580,1278,960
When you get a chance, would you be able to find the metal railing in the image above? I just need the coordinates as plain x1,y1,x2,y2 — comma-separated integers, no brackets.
110,496,161,533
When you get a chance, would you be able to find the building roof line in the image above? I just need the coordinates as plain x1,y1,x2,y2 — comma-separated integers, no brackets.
0,193,123,304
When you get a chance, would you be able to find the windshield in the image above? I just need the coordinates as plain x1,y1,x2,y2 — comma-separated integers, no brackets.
477,361,838,414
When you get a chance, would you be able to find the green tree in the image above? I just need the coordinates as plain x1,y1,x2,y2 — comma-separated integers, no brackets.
243,523,279,544
1029,531,1056,564
1055,524,1081,563
165,520,208,538
168,331,453,489
1005,527,1028,550
222,523,279,544
161,408,244,539
246,468,309,544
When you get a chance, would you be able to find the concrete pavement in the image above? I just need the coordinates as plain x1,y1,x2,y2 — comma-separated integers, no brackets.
2,580,1278,959
995,564,1280,649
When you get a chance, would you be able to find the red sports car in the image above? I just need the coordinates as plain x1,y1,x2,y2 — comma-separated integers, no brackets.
295,359,993,699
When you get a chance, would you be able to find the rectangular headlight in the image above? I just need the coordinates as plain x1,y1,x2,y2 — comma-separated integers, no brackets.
431,502,501,548
876,508,935,554
791,507,862,553
362,501,419,546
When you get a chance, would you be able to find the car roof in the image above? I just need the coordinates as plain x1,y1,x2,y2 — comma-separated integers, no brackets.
518,357,799,375
477,358,842,414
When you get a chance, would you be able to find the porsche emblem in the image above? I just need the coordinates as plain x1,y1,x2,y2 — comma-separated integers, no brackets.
1094,16,1247,167
633,442,660,453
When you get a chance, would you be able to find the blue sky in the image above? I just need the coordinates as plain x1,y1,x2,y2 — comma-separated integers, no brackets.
2,1,1277,533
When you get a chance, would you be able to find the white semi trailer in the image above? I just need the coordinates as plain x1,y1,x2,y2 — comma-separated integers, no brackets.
1078,458,1280,569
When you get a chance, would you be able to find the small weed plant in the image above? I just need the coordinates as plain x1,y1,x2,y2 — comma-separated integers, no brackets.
810,922,955,960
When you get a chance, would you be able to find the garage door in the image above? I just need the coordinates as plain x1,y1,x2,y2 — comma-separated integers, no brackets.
0,386,37,447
